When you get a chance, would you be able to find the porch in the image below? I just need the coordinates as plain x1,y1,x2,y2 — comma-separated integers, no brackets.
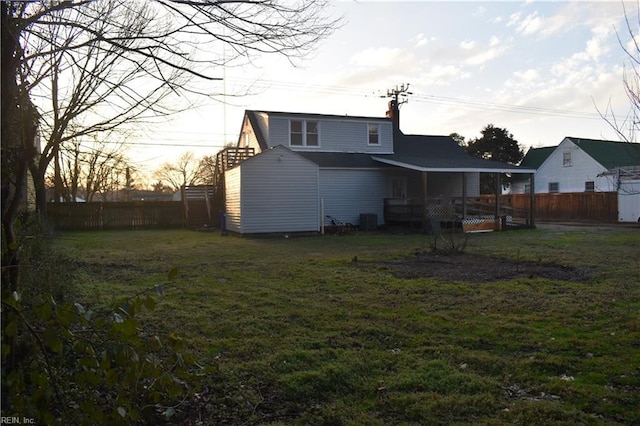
383,196,534,233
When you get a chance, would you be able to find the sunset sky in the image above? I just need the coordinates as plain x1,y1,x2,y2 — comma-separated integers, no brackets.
131,1,639,176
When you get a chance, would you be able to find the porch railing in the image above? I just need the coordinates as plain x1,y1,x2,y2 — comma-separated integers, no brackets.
383,197,532,228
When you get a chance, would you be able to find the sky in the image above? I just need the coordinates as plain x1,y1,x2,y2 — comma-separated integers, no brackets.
131,0,640,178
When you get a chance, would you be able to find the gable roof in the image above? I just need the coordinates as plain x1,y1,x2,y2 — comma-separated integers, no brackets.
565,137,640,169
372,131,535,173
240,110,534,173
519,146,556,169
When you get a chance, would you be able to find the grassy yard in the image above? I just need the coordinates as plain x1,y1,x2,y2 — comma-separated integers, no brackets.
53,224,640,425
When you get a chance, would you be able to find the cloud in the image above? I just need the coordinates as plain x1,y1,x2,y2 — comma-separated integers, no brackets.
349,47,415,70
463,42,510,67
507,12,522,28
420,65,470,86
518,11,544,36
414,33,436,48
514,69,539,83
460,39,476,50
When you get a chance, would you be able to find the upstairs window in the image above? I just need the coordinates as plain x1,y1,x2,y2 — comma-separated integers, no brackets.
563,151,572,167
585,181,595,192
549,182,559,193
368,123,380,145
306,121,318,146
290,120,303,146
290,120,318,147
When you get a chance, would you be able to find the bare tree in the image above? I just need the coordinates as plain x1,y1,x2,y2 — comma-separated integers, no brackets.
2,0,340,292
196,154,217,186
153,151,203,190
52,137,133,202
598,1,640,142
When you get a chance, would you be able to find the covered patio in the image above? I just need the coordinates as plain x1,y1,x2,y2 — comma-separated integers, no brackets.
372,135,536,233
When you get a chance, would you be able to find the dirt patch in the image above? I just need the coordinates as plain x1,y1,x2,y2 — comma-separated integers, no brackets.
375,253,594,283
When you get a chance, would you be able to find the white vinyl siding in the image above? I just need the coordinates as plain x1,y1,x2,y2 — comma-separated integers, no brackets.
239,116,264,153
618,180,640,222
535,139,610,193
267,116,392,153
224,167,242,233
319,169,387,226
224,146,319,234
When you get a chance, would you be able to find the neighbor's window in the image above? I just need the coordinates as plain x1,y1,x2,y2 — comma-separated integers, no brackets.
368,123,380,145
563,151,572,167
290,119,318,147
549,182,559,193
585,181,595,192
524,184,531,194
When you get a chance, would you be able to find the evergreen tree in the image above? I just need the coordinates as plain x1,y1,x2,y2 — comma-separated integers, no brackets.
466,124,524,194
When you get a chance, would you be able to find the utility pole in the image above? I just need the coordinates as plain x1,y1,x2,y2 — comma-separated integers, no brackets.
383,83,412,130
384,83,412,106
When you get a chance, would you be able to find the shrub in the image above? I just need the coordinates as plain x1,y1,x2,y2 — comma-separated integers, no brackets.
1,225,205,424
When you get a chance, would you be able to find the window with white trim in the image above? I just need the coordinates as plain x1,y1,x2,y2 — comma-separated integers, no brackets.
585,181,595,192
524,184,531,194
563,151,572,167
368,123,380,145
290,119,319,147
549,182,559,193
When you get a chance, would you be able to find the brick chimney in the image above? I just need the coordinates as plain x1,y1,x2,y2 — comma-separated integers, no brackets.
386,99,399,131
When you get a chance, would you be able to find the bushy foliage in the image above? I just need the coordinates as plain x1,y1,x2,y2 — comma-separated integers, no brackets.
1,229,206,424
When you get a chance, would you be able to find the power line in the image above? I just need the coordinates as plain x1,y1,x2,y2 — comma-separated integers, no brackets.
224,77,609,120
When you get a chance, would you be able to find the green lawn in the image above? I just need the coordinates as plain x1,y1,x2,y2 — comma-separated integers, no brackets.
53,225,640,425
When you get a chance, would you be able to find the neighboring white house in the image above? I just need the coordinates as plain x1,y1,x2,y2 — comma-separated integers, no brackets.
222,102,535,235
511,137,640,222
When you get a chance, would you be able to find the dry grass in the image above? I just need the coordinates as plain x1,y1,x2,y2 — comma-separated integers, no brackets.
53,224,640,424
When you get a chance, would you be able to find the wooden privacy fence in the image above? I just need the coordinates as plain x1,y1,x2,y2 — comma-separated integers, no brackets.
47,201,184,231
480,192,618,223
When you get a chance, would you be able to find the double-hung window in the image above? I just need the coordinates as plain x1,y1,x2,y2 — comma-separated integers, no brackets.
563,152,572,167
368,123,380,145
585,181,595,192
549,182,559,193
290,120,319,147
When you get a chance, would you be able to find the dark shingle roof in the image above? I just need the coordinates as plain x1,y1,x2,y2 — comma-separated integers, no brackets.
296,152,385,168
248,109,389,123
372,132,534,173
242,110,533,172
566,137,640,169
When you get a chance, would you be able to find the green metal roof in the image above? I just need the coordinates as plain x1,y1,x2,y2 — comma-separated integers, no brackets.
519,146,556,169
567,137,640,169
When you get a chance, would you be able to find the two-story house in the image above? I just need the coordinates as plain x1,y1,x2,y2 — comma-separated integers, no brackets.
221,102,535,234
